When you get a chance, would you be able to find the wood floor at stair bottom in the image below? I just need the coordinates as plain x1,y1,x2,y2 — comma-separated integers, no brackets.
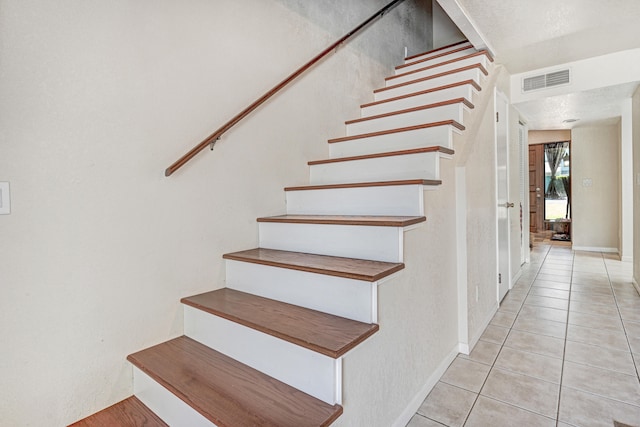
182,288,379,358
128,336,342,427
68,396,167,427
223,247,403,281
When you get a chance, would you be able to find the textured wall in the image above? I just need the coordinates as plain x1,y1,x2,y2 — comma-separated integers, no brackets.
571,125,621,250
0,0,432,425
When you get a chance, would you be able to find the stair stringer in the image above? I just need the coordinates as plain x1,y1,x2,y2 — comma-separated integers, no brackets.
124,44,501,427
330,160,460,427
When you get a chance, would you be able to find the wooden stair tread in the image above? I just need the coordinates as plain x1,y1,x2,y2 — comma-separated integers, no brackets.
69,396,168,427
257,214,426,227
328,121,464,144
182,288,379,358
360,80,481,109
285,179,442,191
405,40,470,61
398,44,475,70
389,51,493,81
345,98,473,125
374,64,488,94
128,336,342,427
309,146,454,166
223,247,404,281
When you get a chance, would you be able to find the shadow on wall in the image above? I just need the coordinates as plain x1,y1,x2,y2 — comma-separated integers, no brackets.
272,0,433,68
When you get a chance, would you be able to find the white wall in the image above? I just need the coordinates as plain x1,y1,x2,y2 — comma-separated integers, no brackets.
432,1,465,49
0,1,432,425
633,87,640,289
529,130,572,145
571,125,621,252
336,162,459,427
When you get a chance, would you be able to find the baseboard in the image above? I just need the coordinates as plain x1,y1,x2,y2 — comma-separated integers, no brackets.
572,246,619,254
391,344,460,427
511,269,522,287
633,278,640,295
467,302,499,354
621,255,633,263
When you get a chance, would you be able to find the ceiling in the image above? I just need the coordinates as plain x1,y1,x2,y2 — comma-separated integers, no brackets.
445,0,640,129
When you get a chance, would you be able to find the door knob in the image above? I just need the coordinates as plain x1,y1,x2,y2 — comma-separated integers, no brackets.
501,202,515,208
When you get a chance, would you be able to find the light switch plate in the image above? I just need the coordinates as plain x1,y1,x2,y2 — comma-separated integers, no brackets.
0,182,11,214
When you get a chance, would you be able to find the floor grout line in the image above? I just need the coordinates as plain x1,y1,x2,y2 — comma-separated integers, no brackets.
409,242,639,427
461,244,552,426
554,247,575,427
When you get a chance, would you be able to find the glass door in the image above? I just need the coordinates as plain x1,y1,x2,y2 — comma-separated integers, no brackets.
544,142,571,240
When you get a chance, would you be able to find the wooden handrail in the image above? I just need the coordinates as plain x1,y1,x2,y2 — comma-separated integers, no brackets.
165,0,407,176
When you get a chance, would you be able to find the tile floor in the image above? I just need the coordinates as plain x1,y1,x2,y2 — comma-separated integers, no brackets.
407,242,640,427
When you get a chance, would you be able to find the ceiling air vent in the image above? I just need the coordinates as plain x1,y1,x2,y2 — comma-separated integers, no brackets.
522,69,570,92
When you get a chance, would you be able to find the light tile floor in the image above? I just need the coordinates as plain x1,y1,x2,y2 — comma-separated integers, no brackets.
408,242,640,427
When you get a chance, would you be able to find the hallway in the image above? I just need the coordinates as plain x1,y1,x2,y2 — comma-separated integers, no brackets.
408,243,640,427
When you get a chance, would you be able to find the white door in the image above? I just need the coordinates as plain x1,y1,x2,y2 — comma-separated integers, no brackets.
495,89,511,302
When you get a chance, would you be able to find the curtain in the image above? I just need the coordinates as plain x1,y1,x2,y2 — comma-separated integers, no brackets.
545,142,568,199
560,175,571,219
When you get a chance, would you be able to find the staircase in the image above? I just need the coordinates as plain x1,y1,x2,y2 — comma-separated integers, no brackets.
72,40,493,427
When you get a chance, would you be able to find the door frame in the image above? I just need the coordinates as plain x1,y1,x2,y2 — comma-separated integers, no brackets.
519,121,530,264
494,89,511,302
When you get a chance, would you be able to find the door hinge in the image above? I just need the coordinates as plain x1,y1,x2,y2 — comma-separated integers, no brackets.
498,273,502,284
496,112,499,122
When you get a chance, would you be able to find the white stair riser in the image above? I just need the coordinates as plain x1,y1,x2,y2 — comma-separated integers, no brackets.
405,42,472,64
310,151,447,186
225,260,378,323
361,84,476,117
346,104,465,136
133,367,217,427
388,55,488,87
286,184,426,216
375,68,484,102
259,222,404,263
184,306,341,405
398,47,477,74
331,125,457,157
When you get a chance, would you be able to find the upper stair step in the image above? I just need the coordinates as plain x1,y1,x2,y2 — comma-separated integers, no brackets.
345,98,472,136
69,396,168,427
398,45,477,74
223,248,403,282
309,146,454,185
128,336,343,427
330,121,463,157
374,64,487,102
387,51,492,86
182,288,379,358
405,40,471,63
285,179,440,216
361,80,480,118
396,49,493,78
